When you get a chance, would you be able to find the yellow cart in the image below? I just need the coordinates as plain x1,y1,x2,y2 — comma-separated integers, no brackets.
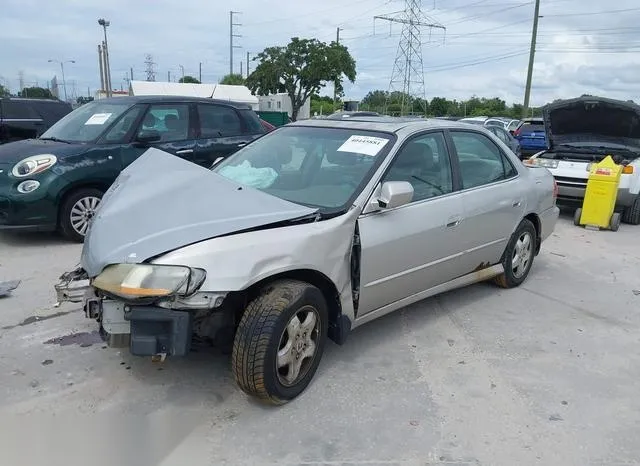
574,155,623,231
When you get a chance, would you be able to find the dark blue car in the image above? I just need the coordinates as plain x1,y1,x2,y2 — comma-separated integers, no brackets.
513,117,547,157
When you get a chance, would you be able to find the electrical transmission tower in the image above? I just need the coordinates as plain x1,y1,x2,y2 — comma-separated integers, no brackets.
374,0,445,116
144,54,157,82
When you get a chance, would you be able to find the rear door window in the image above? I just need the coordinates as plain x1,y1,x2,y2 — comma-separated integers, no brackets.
197,104,243,138
138,104,191,142
239,109,265,134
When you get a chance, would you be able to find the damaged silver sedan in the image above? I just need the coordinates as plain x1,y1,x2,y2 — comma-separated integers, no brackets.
55,117,560,404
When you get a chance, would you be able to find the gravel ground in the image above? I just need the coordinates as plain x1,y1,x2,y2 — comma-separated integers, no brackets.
0,213,639,466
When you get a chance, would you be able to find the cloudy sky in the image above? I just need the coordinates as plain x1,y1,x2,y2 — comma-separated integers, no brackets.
1,0,639,106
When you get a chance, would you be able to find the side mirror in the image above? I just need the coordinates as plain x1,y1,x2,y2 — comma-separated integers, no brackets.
375,181,414,210
509,130,515,136
135,130,161,145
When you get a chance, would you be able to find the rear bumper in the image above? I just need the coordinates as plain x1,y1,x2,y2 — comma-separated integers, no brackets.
540,205,560,244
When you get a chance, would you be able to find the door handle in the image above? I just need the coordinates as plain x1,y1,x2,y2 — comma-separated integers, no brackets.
175,149,194,155
512,200,522,207
446,216,462,228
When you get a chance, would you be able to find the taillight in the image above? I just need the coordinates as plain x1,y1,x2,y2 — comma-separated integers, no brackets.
513,128,521,137
553,179,558,200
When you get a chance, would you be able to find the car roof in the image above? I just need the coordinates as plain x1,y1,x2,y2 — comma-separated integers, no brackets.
1,97,70,106
290,116,490,134
92,95,253,109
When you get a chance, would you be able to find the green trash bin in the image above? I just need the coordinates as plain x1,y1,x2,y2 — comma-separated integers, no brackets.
257,111,289,127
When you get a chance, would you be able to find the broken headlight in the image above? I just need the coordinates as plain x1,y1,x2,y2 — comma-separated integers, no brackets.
525,158,559,169
92,264,206,300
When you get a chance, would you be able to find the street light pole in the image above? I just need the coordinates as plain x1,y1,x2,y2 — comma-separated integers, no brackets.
48,59,75,101
98,18,112,98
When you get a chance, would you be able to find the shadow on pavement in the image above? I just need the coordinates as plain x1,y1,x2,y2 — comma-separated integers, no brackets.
0,231,71,247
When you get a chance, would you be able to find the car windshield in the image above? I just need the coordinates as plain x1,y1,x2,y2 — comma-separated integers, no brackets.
40,100,133,143
213,126,394,211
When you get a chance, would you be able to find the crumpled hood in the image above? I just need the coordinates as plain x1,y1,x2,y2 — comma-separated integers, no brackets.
81,148,318,277
543,96,640,150
0,138,87,163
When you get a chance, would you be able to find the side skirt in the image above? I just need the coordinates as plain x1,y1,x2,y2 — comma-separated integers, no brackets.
352,263,504,329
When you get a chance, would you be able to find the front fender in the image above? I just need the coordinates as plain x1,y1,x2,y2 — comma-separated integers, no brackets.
152,208,361,320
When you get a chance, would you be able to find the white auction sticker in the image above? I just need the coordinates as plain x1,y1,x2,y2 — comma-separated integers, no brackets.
337,135,389,156
84,113,113,125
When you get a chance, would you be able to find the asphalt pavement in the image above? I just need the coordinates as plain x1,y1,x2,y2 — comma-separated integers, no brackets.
0,214,639,466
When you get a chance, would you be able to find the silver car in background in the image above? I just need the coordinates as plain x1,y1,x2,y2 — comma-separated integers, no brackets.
55,117,560,405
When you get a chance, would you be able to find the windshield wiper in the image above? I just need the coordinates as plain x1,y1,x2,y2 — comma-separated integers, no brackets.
40,137,72,144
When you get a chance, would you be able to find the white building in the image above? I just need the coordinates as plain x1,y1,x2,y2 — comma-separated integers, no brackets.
126,81,259,110
258,93,310,120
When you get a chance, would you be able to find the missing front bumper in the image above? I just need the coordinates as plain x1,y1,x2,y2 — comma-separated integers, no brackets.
85,298,193,357
54,267,92,305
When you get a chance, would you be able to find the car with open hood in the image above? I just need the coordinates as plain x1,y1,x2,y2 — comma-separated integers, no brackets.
525,96,640,225
54,116,559,404
0,95,265,241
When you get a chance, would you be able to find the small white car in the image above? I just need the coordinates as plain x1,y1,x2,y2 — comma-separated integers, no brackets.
526,96,640,225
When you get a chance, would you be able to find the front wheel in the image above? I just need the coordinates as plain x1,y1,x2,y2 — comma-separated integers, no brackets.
231,280,328,405
58,188,104,242
494,218,537,289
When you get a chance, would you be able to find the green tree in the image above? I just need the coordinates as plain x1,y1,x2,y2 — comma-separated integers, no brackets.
429,97,449,116
19,87,53,99
179,75,201,84
310,93,335,115
0,84,10,97
220,74,245,85
246,37,356,121
361,90,387,110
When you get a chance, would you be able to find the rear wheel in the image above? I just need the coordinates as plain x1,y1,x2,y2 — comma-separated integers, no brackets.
231,280,328,405
622,197,640,225
494,219,537,289
58,188,104,242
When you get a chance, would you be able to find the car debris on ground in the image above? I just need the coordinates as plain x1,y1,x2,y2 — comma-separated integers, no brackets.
0,280,20,298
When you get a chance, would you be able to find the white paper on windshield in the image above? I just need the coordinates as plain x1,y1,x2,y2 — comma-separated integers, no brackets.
337,135,389,156
84,113,113,125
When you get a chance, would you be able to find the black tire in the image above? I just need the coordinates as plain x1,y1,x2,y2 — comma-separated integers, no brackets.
232,279,328,405
610,212,621,232
573,208,582,226
58,188,104,243
494,218,537,289
622,197,640,225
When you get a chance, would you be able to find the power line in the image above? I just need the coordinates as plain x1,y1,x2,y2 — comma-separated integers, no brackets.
543,6,640,17
445,1,533,26
229,11,242,75
374,0,446,115
243,0,376,26
144,54,156,81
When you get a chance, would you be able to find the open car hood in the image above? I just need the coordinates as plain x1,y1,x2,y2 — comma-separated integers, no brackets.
543,96,640,151
80,148,318,277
